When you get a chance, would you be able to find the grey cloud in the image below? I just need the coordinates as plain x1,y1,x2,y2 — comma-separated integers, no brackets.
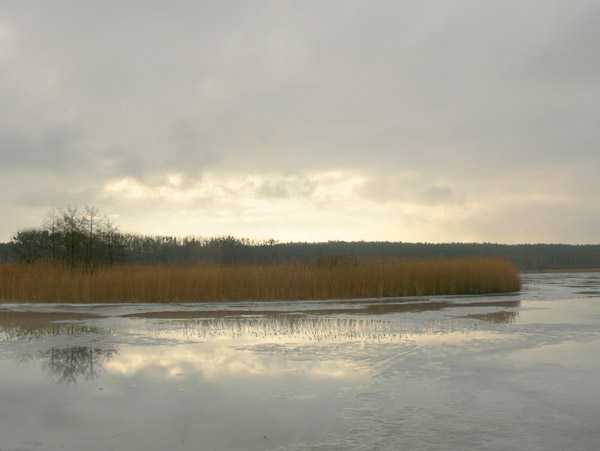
360,176,462,207
15,180,97,209
97,127,219,184
463,200,600,245
359,176,411,204
256,182,289,199
5,1,598,178
166,121,221,177
0,1,598,242
518,2,600,85
256,176,316,199
419,186,459,206
0,125,84,173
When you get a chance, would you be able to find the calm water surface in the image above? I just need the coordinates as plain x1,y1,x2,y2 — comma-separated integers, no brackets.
1,273,600,450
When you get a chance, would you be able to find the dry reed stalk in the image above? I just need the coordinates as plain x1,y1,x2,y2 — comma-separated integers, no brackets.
0,257,520,303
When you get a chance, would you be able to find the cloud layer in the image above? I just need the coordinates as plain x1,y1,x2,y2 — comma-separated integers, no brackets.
1,1,599,243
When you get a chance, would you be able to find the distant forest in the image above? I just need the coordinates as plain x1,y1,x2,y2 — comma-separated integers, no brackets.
2,206,599,271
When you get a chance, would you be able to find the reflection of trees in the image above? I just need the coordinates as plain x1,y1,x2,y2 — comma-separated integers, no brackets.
0,311,118,384
40,347,118,384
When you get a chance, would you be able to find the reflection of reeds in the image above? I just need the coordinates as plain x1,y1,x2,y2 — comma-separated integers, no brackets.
466,310,519,324
150,317,401,342
0,257,520,303
0,311,101,340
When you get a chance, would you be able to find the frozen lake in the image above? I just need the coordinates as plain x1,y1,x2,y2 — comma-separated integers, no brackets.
1,272,600,450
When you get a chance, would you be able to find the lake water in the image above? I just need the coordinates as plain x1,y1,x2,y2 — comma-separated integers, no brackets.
1,272,600,450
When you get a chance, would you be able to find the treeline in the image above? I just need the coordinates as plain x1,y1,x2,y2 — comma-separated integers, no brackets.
6,206,282,268
118,239,600,270
10,206,124,268
4,206,600,270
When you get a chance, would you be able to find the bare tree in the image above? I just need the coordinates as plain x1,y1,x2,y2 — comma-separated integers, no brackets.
82,205,105,269
58,206,84,268
43,208,60,262
101,216,120,266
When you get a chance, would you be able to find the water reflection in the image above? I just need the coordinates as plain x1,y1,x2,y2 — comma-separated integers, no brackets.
1,301,524,387
466,311,520,324
104,344,362,380
0,310,100,341
2,275,600,451
147,316,402,342
1,311,118,383
39,346,117,384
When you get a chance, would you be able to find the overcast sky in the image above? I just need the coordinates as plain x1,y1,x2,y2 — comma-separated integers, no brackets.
1,1,598,243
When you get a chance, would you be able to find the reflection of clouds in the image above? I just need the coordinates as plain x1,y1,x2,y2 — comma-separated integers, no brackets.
106,316,511,380
111,317,384,380
105,345,359,380
2,309,521,386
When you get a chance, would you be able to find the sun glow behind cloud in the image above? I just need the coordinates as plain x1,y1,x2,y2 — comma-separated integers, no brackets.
100,169,483,242
102,170,381,240
95,162,600,244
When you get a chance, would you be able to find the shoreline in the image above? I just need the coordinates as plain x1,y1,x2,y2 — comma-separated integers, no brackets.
522,268,600,273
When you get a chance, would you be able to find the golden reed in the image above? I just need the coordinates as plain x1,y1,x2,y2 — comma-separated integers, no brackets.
0,257,520,303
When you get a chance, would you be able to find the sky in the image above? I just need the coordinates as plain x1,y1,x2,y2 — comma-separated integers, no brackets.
1,0,599,244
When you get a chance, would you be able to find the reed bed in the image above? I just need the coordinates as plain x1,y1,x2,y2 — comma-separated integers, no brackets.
0,257,520,303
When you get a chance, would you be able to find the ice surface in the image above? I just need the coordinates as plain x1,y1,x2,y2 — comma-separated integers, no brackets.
1,273,599,450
